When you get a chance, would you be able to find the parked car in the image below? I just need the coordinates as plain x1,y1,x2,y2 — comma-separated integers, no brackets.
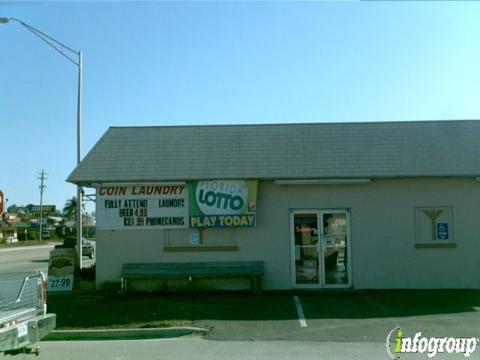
82,238,95,259
55,237,95,259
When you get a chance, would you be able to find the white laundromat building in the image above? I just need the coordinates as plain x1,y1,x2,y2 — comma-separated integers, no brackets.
67,120,480,290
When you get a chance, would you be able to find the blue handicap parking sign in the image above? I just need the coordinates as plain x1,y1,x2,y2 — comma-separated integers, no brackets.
437,223,449,240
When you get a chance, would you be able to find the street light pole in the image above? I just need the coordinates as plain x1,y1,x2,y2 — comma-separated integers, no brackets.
0,17,83,268
1,198,7,242
77,51,83,270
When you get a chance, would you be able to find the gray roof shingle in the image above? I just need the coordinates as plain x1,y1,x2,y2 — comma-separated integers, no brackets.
67,120,480,185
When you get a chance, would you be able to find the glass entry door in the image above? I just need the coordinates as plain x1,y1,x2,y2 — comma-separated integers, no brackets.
292,212,320,286
321,211,349,287
291,210,351,288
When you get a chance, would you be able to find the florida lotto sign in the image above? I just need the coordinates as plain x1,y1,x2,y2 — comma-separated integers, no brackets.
189,180,257,228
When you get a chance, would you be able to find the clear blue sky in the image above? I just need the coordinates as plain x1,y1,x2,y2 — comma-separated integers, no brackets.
1,1,479,212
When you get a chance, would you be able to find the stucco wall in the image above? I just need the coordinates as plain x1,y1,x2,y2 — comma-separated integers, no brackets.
95,178,480,290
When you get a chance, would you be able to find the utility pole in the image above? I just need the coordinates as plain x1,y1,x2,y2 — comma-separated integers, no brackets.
38,169,47,241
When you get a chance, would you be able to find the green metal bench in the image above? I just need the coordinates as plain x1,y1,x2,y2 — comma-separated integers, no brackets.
121,261,265,294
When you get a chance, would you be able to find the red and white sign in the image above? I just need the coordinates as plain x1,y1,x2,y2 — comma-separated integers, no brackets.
0,190,4,217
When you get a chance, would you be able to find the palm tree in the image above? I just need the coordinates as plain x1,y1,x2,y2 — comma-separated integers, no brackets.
63,196,90,238
25,204,35,214
63,197,77,221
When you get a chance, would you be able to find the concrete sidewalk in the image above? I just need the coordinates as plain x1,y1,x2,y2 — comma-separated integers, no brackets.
33,339,404,360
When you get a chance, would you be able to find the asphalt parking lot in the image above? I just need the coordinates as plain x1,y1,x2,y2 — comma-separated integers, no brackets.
193,290,480,343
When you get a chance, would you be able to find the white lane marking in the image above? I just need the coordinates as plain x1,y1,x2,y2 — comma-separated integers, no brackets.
293,296,307,328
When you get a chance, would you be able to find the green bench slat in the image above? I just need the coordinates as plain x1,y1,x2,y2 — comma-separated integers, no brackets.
121,261,264,293
122,261,264,278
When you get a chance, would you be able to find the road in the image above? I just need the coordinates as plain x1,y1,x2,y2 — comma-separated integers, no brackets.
0,244,95,301
0,245,53,274
0,244,95,274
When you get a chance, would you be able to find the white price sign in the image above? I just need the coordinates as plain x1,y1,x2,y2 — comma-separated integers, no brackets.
48,248,75,292
48,275,74,291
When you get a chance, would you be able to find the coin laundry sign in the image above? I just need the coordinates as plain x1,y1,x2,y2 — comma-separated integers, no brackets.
189,180,257,228
96,183,189,230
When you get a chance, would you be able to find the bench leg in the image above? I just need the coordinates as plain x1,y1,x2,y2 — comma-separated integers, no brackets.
121,278,128,294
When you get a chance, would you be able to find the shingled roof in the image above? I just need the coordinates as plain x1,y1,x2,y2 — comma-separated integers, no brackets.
67,120,480,186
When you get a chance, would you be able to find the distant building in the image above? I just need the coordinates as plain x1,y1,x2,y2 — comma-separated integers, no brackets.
0,213,61,242
68,121,480,290
0,216,18,243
